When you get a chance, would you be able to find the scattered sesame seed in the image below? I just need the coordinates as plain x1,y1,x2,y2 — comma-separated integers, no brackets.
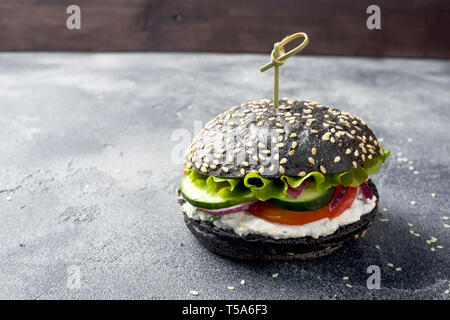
6,196,12,201
445,289,449,294
345,283,353,288
442,216,449,220
334,156,341,163
222,167,229,173
413,170,420,175
436,245,444,249
308,157,315,165
410,201,416,206
379,218,389,222
241,280,246,285
190,290,199,296
387,263,394,267
289,133,297,138
298,171,306,177
430,247,436,252
382,207,387,212
320,165,326,174
342,276,349,281
272,273,279,278
431,193,436,198
279,166,285,174
311,148,317,155
375,245,381,250
407,223,414,227
115,169,121,174
227,286,235,290
352,161,357,168
395,267,402,272
280,158,288,165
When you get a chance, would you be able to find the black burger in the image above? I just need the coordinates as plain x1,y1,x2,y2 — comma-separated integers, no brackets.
178,99,389,260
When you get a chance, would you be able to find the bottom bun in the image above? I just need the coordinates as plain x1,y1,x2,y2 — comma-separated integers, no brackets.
181,180,379,261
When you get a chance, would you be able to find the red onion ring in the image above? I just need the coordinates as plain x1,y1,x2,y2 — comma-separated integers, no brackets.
360,181,373,200
198,201,258,215
329,186,349,211
286,179,309,199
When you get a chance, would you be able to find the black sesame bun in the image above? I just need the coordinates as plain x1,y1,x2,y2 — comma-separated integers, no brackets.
179,180,379,261
184,99,384,177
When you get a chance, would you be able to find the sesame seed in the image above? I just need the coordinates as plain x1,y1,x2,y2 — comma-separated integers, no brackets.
222,167,229,173
342,276,349,281
352,161,357,168
379,218,389,222
442,216,449,220
279,166,285,174
395,267,402,272
437,245,444,249
413,170,420,175
240,168,245,175
430,247,436,252
387,263,394,267
276,143,285,148
375,245,381,250
280,158,288,164
272,273,279,278
269,165,275,172
242,161,249,167
6,196,12,201
240,280,246,285
431,193,436,198
407,223,414,227
311,148,317,155
190,290,199,296
290,133,297,138
321,133,331,141
410,201,416,206
308,157,315,165
274,153,280,160
346,148,351,155
354,150,359,157
320,165,326,174
345,283,352,288
227,286,235,290
259,166,264,174
334,156,341,163
298,171,306,177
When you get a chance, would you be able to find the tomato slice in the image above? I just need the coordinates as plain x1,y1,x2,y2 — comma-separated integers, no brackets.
247,186,358,225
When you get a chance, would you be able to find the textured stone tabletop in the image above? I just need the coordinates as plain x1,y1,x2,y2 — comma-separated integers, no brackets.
0,53,448,300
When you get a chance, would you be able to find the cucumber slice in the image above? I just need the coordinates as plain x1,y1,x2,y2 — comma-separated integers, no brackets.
268,183,335,211
180,175,255,210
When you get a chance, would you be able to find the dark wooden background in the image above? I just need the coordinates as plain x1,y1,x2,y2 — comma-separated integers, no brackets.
0,0,449,58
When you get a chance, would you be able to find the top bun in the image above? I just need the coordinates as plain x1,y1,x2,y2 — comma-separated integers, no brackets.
184,99,384,178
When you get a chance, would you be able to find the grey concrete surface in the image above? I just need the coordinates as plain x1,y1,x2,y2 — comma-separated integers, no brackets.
0,53,448,300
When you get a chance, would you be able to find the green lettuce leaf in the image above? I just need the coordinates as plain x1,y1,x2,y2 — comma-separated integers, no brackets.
184,150,390,201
